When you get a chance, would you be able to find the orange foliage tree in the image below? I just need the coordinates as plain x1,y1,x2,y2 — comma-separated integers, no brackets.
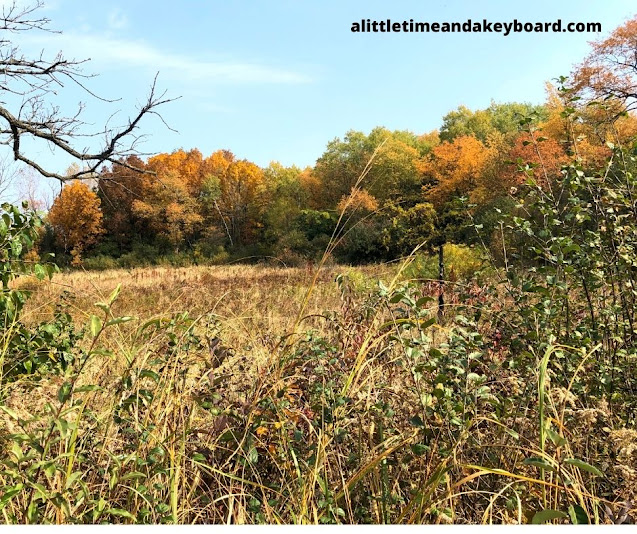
47,182,104,264
131,171,203,253
503,131,569,189
573,16,637,112
337,188,379,214
146,149,211,196
422,135,495,206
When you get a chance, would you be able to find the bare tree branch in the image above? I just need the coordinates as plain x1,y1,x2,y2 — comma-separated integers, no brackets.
0,1,177,182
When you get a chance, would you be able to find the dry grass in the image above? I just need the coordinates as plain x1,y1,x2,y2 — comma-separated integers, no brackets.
2,262,634,525
17,264,392,348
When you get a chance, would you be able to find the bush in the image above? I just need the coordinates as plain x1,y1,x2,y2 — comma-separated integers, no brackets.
403,244,485,282
82,255,120,270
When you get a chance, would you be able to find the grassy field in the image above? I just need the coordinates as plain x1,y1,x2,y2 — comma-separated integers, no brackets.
2,261,636,524
18,264,383,342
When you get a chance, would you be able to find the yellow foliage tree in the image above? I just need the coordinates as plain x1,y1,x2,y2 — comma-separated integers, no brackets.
422,135,495,207
47,182,104,265
215,159,265,245
131,171,203,253
147,149,210,196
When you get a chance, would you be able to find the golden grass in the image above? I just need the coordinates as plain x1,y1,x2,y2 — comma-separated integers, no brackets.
17,264,392,349
2,262,633,524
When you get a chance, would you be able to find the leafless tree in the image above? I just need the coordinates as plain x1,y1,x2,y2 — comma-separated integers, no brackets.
0,152,20,198
15,166,55,209
0,1,175,182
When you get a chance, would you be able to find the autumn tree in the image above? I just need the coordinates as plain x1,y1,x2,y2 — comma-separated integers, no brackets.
47,182,104,264
215,159,265,246
543,81,637,167
439,102,548,144
313,127,429,208
336,188,379,214
131,171,202,253
502,131,569,190
97,155,151,249
195,151,265,247
422,135,495,206
573,16,637,112
146,149,212,196
422,135,498,315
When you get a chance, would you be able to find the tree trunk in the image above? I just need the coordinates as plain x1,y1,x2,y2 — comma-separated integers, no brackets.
438,243,444,320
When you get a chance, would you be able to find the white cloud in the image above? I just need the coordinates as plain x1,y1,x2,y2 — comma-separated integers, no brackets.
24,32,312,85
107,8,128,31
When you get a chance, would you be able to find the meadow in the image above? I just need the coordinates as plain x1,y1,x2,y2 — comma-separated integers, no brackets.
2,247,635,524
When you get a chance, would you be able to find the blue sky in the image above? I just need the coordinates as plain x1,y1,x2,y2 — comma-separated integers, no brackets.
2,0,637,201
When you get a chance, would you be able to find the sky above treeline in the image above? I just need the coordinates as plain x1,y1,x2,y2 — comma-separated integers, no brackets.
2,0,637,198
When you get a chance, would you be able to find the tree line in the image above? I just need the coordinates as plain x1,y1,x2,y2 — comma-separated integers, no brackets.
40,17,637,268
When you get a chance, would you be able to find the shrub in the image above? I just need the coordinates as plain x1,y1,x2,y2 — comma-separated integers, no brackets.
82,255,120,270
403,244,485,282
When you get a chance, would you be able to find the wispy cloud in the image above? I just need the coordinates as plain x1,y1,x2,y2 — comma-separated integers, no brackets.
25,32,312,85
107,8,128,31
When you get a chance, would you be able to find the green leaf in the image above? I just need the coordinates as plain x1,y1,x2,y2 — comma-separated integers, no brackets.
409,415,425,428
105,316,134,327
0,484,24,508
247,447,259,465
89,315,102,338
522,457,556,472
121,471,147,481
27,501,38,523
139,369,160,383
105,508,137,522
568,504,590,524
563,458,604,477
410,443,429,456
65,471,84,489
33,263,46,280
75,385,103,393
0,406,20,420
2,213,11,231
11,239,22,257
416,296,434,307
546,427,567,448
108,284,122,305
10,442,23,460
95,302,110,313
418,317,436,329
531,509,568,524
57,382,72,403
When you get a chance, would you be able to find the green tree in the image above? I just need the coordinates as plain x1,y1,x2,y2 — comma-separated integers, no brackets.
440,102,548,144
262,162,309,244
313,127,429,208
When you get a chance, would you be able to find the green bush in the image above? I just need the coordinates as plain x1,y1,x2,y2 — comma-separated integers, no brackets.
403,244,485,282
81,255,120,270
